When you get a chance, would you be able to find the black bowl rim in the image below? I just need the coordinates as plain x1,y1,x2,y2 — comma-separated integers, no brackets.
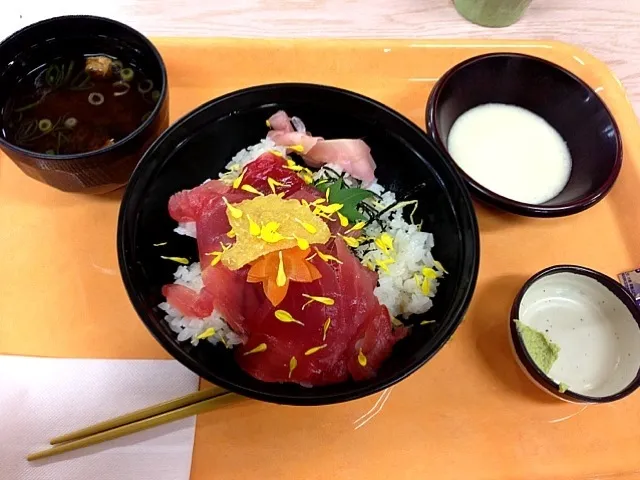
118,82,481,405
426,52,623,218
509,264,640,403
0,14,168,161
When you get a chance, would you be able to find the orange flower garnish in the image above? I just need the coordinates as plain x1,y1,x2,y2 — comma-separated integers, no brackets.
247,247,322,306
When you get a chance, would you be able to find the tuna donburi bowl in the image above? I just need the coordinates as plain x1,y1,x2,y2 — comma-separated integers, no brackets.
118,84,479,405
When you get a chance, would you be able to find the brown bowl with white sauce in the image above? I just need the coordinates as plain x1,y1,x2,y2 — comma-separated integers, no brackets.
426,53,622,218
0,15,169,193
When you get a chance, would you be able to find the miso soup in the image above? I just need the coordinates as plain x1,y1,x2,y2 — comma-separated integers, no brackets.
1,55,160,155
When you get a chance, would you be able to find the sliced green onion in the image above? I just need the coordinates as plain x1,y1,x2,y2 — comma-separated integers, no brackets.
45,64,62,87
14,96,45,113
151,90,160,102
88,92,105,106
138,79,154,94
63,117,78,129
15,119,38,144
45,149,55,155
112,80,130,97
38,119,52,132
69,70,93,91
120,68,134,82
62,60,75,86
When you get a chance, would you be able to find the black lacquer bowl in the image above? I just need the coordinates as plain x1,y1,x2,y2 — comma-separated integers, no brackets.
427,53,622,218
0,15,169,193
118,84,479,405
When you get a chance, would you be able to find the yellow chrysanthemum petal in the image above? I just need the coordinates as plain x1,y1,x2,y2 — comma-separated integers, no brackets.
304,344,327,356
314,248,343,264
422,267,438,280
160,256,189,265
243,343,267,355
223,197,243,219
345,221,365,233
196,327,216,340
358,349,367,367
434,260,448,274
232,167,247,189
275,310,304,326
289,356,297,378
341,235,360,248
322,318,331,341
276,251,287,287
241,184,264,196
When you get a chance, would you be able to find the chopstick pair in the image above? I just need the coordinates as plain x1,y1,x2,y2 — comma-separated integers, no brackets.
27,385,237,461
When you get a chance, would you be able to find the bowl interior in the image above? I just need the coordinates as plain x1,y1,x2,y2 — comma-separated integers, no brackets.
119,84,479,405
429,54,621,209
517,270,640,399
0,16,164,150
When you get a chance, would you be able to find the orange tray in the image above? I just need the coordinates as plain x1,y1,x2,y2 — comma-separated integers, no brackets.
2,39,640,479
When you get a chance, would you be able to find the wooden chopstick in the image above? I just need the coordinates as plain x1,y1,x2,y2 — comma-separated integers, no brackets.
28,389,239,461
49,385,227,445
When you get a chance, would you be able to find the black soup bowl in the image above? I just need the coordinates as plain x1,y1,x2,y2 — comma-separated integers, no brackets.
0,15,169,193
427,53,622,217
118,84,480,406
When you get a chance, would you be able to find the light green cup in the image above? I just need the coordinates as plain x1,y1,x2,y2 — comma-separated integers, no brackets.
454,0,532,28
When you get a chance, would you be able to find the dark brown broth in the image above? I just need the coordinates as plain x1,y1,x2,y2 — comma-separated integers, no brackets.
2,55,159,155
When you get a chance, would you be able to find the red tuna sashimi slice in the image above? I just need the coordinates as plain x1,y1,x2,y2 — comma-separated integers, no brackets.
201,264,262,338
195,189,254,264
347,305,408,381
236,255,351,385
241,152,307,196
162,284,215,318
286,185,323,203
237,239,386,385
168,179,234,223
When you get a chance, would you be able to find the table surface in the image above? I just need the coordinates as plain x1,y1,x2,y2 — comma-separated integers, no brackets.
2,1,640,115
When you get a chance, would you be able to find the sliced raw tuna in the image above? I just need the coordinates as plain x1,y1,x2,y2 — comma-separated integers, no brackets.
201,264,262,338
164,158,401,386
347,305,408,381
237,255,351,385
236,239,402,385
286,185,323,203
168,180,234,222
162,284,214,318
166,178,252,263
195,197,234,264
241,152,307,196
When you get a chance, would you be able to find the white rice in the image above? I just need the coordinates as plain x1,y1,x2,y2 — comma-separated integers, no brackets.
174,221,197,238
163,138,445,347
224,138,287,173
356,209,442,319
158,262,242,347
